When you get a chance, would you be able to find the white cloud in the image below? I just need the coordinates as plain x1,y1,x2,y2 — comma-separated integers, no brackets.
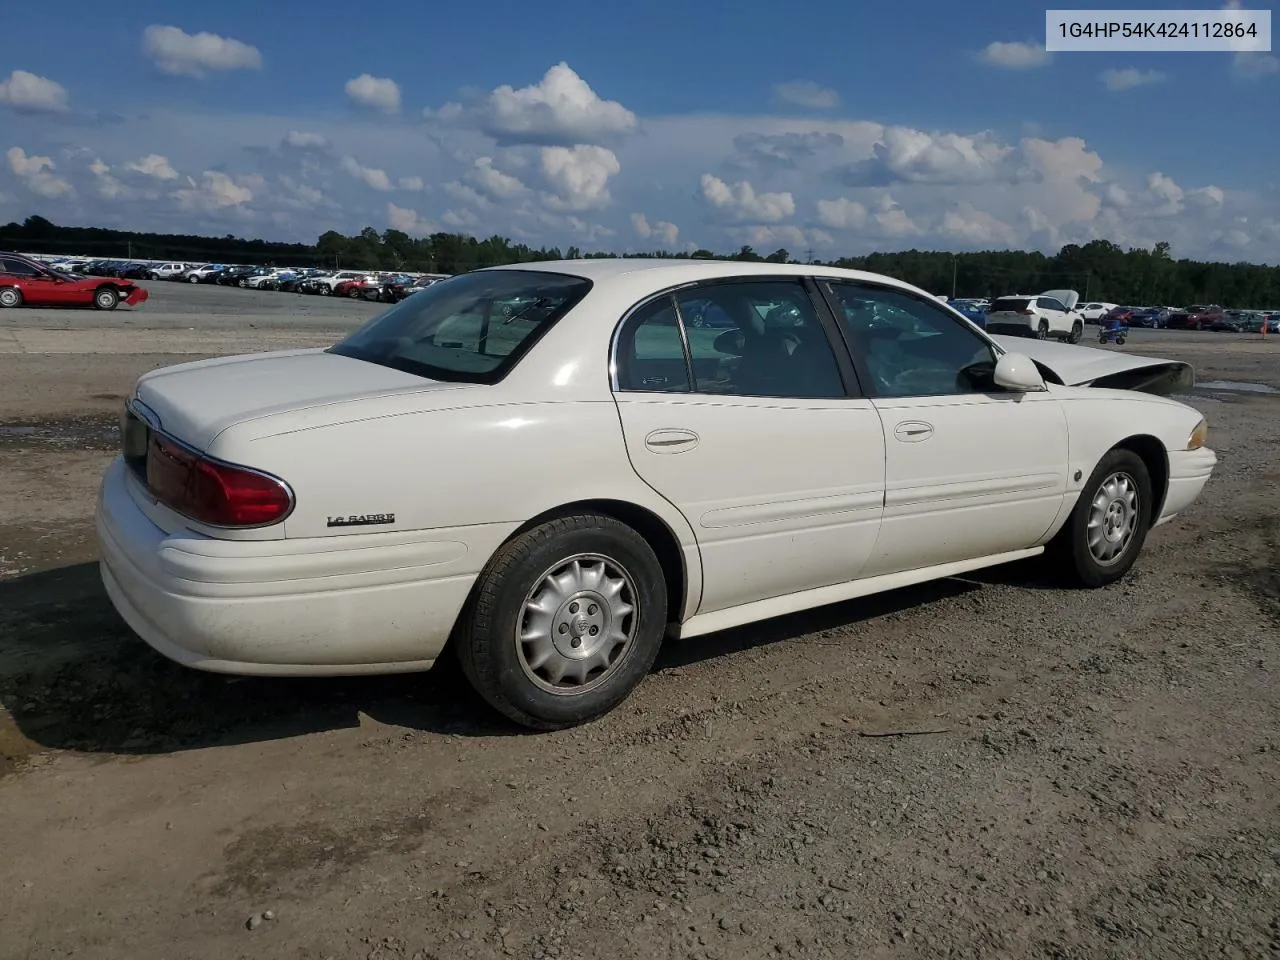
871,194,922,238
283,131,328,150
1188,184,1225,209
772,81,840,109
1231,52,1280,79
431,62,637,146
470,156,527,199
398,176,425,192
540,145,620,210
815,196,869,230
978,41,1052,69
0,70,70,113
339,155,394,191
6,146,73,198
172,171,253,211
700,174,795,223
141,25,262,78
939,202,1018,246
126,154,179,181
845,127,1013,185
1100,68,1167,91
631,212,679,246
345,74,401,114
1146,171,1185,215
387,202,435,236
1019,137,1102,183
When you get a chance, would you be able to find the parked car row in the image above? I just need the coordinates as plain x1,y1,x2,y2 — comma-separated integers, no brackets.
28,255,452,305
944,294,1279,336
1075,301,1279,332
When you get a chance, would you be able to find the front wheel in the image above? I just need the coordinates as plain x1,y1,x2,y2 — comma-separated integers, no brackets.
456,514,668,730
93,287,120,311
1050,448,1153,588
1067,321,1083,344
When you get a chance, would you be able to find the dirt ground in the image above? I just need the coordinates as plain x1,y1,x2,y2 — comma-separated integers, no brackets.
1,285,1278,960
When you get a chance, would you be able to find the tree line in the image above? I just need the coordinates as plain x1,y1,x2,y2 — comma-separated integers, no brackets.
4,215,1279,308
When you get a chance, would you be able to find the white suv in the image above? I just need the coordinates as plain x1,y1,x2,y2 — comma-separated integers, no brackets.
1077,301,1117,324
985,290,1084,343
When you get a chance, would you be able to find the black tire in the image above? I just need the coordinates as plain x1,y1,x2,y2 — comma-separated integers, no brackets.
1067,321,1083,344
1036,319,1049,339
1117,336,1127,345
93,287,119,311
0,286,22,308
347,287,361,299
456,513,668,730
1049,448,1153,588
188,275,199,283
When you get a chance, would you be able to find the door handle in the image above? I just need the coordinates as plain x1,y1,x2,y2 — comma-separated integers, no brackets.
893,420,934,442
644,428,699,454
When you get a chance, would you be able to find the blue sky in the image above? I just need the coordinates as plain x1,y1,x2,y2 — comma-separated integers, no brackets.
2,0,1277,262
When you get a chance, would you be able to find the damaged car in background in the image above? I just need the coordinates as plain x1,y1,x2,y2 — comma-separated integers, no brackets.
0,251,149,310
94,260,1216,730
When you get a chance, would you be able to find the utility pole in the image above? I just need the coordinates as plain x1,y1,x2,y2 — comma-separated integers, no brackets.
951,255,957,299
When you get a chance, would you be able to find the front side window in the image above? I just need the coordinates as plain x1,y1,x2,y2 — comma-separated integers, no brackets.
329,269,592,383
824,282,998,398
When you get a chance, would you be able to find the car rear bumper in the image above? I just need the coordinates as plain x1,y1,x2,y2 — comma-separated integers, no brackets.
1157,446,1217,525
95,457,498,676
985,321,1035,336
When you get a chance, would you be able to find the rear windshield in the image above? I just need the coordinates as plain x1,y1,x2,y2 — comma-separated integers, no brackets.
991,298,1029,312
328,269,592,384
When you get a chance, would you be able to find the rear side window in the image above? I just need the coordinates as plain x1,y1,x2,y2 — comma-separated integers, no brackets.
991,298,1030,312
329,269,592,384
0,257,42,277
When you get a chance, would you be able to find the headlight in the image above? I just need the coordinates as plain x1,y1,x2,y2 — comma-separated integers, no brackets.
1187,418,1208,450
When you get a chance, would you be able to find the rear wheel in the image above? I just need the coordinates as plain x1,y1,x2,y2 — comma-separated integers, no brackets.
456,514,668,730
1049,448,1153,588
0,286,22,308
1036,319,1049,339
93,287,119,311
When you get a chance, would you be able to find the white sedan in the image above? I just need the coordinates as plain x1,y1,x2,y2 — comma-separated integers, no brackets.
96,259,1217,729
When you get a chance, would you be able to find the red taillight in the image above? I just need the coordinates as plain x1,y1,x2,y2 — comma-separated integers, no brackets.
1019,308,1035,316
146,435,292,527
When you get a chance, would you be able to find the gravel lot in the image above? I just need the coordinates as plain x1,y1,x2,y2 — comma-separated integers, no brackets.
1,282,1278,960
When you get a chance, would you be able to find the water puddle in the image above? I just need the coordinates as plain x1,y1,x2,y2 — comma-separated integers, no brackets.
1195,380,1280,394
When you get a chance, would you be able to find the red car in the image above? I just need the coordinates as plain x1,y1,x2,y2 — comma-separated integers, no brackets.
1166,304,1223,330
0,252,149,310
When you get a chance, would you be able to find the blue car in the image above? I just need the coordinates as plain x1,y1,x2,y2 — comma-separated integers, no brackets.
948,299,988,328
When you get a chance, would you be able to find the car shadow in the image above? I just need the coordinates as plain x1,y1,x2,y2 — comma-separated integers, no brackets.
0,559,989,763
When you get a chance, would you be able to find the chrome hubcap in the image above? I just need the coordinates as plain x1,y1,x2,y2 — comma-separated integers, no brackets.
1087,471,1139,565
517,553,637,695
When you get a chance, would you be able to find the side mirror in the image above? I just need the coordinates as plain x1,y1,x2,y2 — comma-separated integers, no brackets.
994,352,1047,393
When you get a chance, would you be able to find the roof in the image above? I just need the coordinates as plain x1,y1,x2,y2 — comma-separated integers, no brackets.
479,257,930,296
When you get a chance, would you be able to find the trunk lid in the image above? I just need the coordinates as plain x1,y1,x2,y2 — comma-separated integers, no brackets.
133,348,469,449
